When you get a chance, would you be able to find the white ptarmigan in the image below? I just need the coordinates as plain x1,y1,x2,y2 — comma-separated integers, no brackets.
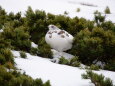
45,25,74,52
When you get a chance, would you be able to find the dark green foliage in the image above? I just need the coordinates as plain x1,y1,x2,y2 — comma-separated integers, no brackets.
59,56,81,67
89,64,100,70
0,36,11,49
30,47,39,55
69,56,81,67
71,27,115,65
59,57,69,65
0,65,51,86
81,73,89,79
104,78,113,86
33,79,51,86
0,20,32,57
43,80,51,86
0,54,5,64
94,13,106,26
0,48,14,65
76,8,80,12
64,11,69,15
82,70,114,86
0,6,7,26
25,6,47,44
33,78,43,86
104,6,111,14
71,28,102,64
38,37,53,58
101,21,115,31
67,17,94,34
104,59,115,71
4,62,14,69
94,11,115,32
0,35,14,66
1,22,31,52
20,51,27,58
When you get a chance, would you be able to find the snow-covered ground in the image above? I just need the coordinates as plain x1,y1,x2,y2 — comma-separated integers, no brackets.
0,0,115,22
12,51,115,86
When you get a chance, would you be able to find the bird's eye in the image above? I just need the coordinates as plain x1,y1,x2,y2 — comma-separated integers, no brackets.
51,25,54,28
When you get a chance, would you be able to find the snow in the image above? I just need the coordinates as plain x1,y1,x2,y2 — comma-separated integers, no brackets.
52,49,74,59
51,49,74,63
0,0,115,22
31,42,38,48
12,51,115,86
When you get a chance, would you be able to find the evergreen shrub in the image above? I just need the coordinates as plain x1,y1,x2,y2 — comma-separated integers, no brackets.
82,70,114,86
20,51,27,58
104,6,111,14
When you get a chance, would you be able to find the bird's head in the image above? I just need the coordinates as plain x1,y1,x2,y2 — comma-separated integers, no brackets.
48,25,59,30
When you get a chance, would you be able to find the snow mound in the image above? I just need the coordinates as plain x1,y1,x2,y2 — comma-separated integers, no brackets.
51,49,74,63
52,49,74,59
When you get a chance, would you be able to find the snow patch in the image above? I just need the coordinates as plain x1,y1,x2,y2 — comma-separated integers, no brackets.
52,49,74,59
51,49,74,63
13,51,115,86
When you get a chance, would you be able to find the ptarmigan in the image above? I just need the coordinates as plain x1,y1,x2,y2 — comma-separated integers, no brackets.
45,25,74,52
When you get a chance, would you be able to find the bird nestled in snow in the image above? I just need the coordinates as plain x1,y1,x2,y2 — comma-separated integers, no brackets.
45,25,74,52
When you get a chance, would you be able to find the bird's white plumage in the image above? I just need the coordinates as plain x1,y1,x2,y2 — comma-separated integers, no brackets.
45,25,74,52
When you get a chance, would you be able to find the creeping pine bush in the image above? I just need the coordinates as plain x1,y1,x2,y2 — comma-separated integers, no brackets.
104,59,115,71
89,64,100,70
33,78,43,86
38,37,53,59
101,21,115,31
69,56,81,67
59,57,69,65
30,47,39,56
71,27,115,65
104,6,111,14
94,13,106,26
94,10,100,14
4,62,14,70
0,65,51,86
1,22,31,52
20,51,27,58
64,11,69,15
59,56,81,67
0,37,11,49
0,48,14,65
0,36,14,68
82,70,114,86
76,8,80,12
